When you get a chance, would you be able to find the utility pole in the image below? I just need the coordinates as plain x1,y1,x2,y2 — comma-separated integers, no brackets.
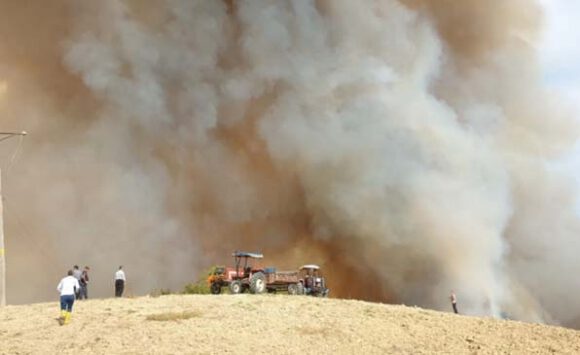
0,170,5,307
0,131,27,307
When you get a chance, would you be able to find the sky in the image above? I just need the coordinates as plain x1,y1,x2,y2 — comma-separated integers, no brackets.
539,0,580,109
539,0,580,190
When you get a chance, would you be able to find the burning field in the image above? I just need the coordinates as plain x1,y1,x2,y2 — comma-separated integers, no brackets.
1,0,580,330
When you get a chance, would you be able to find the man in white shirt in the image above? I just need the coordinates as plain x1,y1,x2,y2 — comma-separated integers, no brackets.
114,266,126,297
450,291,459,314
57,270,80,325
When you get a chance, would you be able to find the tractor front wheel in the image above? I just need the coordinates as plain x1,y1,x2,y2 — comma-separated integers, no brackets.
229,280,242,294
210,282,222,295
249,272,266,294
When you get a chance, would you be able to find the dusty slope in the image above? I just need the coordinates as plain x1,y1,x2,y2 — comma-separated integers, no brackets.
1,295,579,354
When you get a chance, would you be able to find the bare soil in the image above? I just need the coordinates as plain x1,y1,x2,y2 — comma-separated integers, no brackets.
1,294,579,354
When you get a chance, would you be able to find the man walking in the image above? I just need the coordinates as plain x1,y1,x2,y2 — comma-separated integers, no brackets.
57,270,80,325
450,291,459,314
79,266,90,300
114,266,126,297
72,265,82,299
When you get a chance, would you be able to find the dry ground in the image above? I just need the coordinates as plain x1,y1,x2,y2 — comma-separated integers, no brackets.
1,294,579,354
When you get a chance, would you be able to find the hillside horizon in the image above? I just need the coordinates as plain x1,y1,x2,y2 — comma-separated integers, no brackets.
1,294,579,354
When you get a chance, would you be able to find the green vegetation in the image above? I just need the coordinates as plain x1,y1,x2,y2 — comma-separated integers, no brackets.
182,282,209,294
182,266,219,294
150,266,219,295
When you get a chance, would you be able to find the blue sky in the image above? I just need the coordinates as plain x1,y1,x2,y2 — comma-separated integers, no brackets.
539,0,580,110
535,1,580,207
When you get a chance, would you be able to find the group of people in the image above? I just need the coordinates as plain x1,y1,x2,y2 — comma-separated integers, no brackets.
56,266,458,326
56,265,127,325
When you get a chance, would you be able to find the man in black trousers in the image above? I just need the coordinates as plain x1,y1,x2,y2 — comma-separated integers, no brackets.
114,265,126,297
79,266,90,299
450,291,459,314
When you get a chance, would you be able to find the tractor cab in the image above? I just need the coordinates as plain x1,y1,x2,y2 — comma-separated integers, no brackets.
232,251,264,280
299,264,329,297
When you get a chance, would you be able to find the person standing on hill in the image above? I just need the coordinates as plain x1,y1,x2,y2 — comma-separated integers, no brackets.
79,266,90,300
57,270,80,325
450,291,459,314
114,266,126,297
72,265,82,299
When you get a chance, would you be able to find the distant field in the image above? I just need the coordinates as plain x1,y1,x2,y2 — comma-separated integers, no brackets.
1,295,579,354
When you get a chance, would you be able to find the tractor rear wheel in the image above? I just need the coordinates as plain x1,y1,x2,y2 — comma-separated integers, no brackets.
287,284,298,295
210,282,221,295
229,280,242,294
249,272,266,294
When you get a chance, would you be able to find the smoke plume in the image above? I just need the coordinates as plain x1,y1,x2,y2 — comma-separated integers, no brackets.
1,0,579,327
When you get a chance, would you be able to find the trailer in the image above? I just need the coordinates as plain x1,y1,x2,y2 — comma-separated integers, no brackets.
207,251,304,295
263,269,303,294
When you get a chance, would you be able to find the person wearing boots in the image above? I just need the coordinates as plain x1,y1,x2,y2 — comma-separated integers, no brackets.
57,270,80,325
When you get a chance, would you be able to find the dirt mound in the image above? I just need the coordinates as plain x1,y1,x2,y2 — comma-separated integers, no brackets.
1,295,579,354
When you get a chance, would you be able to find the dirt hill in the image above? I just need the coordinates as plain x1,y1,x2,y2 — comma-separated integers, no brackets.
1,294,579,354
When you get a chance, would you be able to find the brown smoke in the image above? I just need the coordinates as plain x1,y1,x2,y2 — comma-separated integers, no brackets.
1,0,579,327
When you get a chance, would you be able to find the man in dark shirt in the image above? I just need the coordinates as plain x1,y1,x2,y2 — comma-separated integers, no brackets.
79,266,90,300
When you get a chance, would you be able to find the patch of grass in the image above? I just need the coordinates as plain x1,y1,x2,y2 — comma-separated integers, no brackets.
145,310,202,322
363,307,376,317
233,300,258,311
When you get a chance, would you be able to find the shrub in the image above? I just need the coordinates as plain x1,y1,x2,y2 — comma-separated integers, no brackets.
183,282,209,294
182,266,220,294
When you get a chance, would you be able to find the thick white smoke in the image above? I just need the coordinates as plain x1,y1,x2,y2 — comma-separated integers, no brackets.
1,0,579,327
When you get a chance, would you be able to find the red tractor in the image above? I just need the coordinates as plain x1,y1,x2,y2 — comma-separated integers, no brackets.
207,251,267,294
207,251,306,295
